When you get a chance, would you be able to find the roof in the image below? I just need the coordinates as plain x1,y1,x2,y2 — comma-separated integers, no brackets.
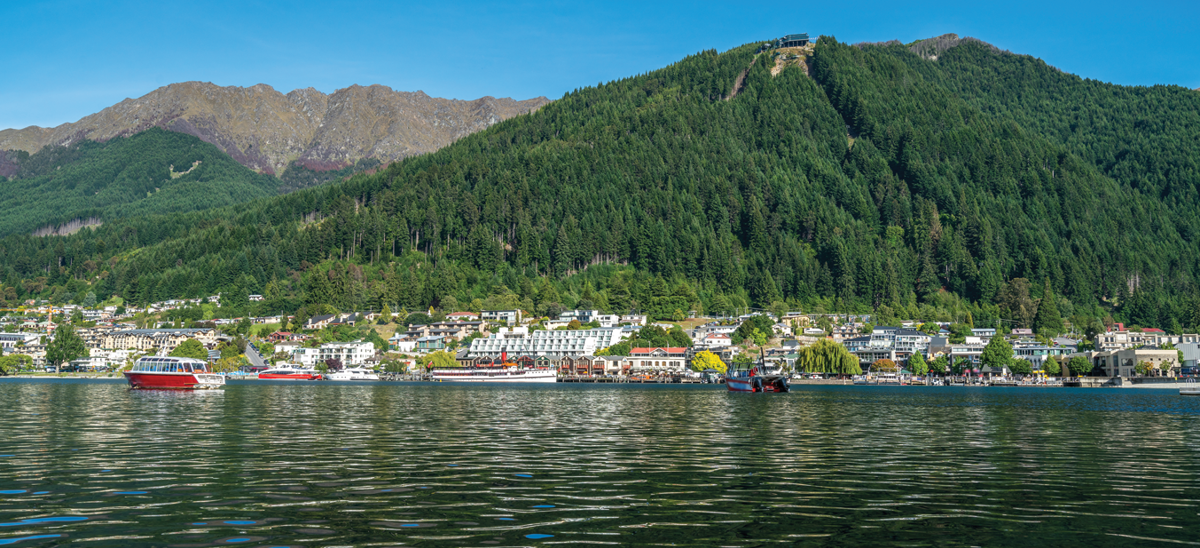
781,33,809,41
630,347,688,354
704,333,730,339
1143,328,1166,333
114,328,213,335
308,314,335,323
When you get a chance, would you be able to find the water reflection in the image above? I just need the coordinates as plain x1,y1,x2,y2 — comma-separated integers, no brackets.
0,379,1198,546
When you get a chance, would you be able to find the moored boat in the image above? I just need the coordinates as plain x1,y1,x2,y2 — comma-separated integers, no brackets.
431,365,557,383
258,365,323,380
124,356,225,390
326,367,380,381
726,366,790,393
1182,379,1200,396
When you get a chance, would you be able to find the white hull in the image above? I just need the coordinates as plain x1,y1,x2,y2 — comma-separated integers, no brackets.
431,369,557,383
326,368,379,381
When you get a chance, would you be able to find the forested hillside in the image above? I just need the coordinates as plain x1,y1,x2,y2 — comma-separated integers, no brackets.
0,128,280,236
1,37,1198,332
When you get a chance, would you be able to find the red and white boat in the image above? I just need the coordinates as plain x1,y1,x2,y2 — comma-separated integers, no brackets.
726,366,790,393
124,356,225,390
258,365,323,380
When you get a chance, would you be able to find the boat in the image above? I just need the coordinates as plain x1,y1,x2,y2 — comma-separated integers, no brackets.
124,356,225,390
726,363,790,393
326,367,380,381
258,365,323,380
430,364,557,383
1182,379,1200,396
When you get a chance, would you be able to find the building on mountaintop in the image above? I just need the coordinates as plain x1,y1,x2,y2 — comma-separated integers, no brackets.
776,33,810,48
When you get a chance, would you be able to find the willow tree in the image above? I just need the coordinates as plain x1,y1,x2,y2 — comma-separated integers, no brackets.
796,339,861,375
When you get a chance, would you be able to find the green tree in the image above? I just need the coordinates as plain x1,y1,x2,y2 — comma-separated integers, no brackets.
1068,355,1092,377
1134,360,1155,376
796,338,861,375
0,354,32,375
212,356,242,373
1009,359,1033,375
908,352,929,376
365,329,388,351
379,304,393,325
46,323,87,372
1043,355,1061,377
423,350,458,371
690,350,727,374
980,334,1013,372
81,292,97,308
169,339,209,360
931,355,950,375
1032,279,1063,337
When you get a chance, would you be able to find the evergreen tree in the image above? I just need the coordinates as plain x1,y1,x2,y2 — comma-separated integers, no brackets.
1032,278,1063,337
909,352,929,376
980,334,1013,373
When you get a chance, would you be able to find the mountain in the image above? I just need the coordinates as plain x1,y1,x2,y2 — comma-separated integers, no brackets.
2,36,1199,333
0,128,279,236
0,82,550,175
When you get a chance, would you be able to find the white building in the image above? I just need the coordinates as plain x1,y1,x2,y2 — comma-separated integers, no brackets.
469,327,627,358
388,334,417,353
481,309,522,326
319,341,376,366
291,347,321,367
697,333,732,349
0,332,41,349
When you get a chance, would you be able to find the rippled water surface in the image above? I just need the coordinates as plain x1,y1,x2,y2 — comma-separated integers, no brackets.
3,379,1200,547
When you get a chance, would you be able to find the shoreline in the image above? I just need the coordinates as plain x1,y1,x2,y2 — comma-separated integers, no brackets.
0,375,1193,390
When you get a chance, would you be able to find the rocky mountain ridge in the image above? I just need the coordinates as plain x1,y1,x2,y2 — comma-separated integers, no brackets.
0,82,550,175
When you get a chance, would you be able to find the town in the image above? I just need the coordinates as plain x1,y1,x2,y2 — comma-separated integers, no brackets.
1,292,1197,386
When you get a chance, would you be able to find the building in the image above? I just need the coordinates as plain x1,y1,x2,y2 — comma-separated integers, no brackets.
1088,348,1181,377
775,33,810,48
100,328,218,353
621,314,648,326
1012,344,1076,369
445,312,480,321
480,309,523,326
0,332,41,349
1179,342,1200,371
291,347,321,367
628,347,689,373
468,327,627,359
696,333,731,349
415,336,447,353
318,341,376,366
853,326,931,363
1096,329,1200,352
305,314,336,330
406,321,489,341
248,294,264,302
388,334,417,353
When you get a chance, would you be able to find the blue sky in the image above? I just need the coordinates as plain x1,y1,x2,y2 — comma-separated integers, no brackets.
1,0,1197,130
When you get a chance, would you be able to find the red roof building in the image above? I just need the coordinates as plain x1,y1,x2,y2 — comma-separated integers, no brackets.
628,347,689,373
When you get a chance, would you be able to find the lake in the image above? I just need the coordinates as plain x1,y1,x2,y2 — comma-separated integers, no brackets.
1,379,1199,547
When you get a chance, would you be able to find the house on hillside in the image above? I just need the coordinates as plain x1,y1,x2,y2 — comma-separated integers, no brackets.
776,33,810,48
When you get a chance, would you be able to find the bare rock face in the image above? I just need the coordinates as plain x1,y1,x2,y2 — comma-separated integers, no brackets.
0,82,550,175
